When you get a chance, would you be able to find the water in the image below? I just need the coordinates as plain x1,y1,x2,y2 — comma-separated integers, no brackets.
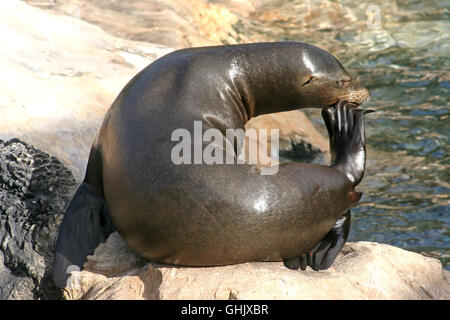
237,0,449,268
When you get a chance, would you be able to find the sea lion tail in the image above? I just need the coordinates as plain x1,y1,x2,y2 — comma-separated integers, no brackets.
52,183,114,289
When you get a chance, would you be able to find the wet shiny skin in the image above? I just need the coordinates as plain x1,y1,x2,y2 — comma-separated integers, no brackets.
53,42,370,287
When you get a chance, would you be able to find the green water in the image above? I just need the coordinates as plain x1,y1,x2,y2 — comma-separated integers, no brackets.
241,0,449,268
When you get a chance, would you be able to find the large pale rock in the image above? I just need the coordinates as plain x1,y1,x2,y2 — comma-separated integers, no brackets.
64,232,450,300
25,0,250,49
0,0,173,181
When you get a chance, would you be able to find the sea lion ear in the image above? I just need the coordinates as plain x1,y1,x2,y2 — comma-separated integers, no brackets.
341,73,352,82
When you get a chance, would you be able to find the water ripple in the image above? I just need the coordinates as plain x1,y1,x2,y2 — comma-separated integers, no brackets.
243,0,449,269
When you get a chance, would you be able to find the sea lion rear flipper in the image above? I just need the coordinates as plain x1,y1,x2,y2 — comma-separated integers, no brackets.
283,256,301,270
310,210,351,270
284,210,351,271
52,183,114,288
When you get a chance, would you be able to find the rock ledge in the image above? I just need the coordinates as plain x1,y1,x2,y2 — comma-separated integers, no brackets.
64,232,450,300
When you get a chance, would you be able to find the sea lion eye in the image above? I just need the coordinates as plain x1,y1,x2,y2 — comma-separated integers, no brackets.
301,76,314,87
337,78,351,86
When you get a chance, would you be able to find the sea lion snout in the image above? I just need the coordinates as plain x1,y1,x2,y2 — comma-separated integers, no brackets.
295,69,369,109
320,78,370,108
338,81,370,107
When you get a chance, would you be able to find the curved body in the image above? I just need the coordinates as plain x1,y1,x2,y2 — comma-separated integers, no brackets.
53,42,370,288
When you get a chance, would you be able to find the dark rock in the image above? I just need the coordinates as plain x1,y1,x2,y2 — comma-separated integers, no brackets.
0,139,77,300
279,139,327,165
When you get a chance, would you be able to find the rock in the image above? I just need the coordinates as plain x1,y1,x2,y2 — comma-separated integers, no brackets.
26,0,250,49
0,139,77,300
245,110,330,166
64,232,450,300
0,0,174,181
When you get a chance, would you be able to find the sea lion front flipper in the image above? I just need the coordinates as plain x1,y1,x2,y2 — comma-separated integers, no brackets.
322,102,367,187
52,183,114,288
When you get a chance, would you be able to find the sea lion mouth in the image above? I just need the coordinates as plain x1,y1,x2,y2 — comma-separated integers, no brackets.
327,99,375,116
328,89,370,109
348,86,370,105
327,100,362,109
326,80,370,109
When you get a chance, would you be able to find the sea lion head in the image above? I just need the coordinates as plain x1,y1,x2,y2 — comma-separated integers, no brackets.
293,45,370,109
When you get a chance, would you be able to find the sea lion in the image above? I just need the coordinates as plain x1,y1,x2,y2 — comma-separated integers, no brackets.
53,42,370,288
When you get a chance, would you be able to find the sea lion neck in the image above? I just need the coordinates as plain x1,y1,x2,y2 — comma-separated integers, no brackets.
219,42,319,120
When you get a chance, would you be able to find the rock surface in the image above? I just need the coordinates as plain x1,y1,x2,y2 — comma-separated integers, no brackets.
26,0,250,49
64,232,450,300
0,0,173,181
0,139,77,300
